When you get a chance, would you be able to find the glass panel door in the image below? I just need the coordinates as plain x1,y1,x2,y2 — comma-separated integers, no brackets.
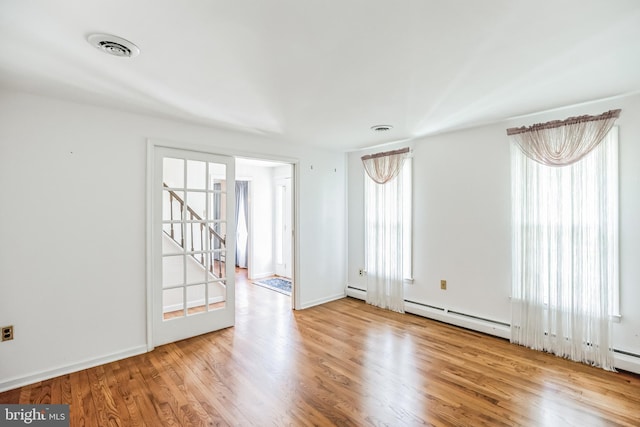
153,147,235,346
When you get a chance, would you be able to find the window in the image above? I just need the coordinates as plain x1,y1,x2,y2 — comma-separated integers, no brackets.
362,147,412,313
364,158,412,281
402,159,413,280
511,127,619,370
512,127,619,317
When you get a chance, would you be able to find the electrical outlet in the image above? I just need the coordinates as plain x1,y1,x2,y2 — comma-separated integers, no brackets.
359,269,364,276
440,280,447,290
1,325,13,341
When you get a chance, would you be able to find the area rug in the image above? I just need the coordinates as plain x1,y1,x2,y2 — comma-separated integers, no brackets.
253,277,292,296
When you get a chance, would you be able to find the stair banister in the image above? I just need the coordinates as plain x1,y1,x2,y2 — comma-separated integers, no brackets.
162,182,226,278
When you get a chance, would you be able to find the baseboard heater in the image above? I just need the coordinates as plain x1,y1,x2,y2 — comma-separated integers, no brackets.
346,285,511,339
409,300,511,325
613,349,640,374
346,285,640,374
615,349,640,358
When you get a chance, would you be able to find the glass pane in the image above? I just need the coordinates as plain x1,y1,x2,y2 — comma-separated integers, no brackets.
187,160,206,190
186,253,207,284
208,188,225,222
163,157,184,188
208,281,226,311
162,255,184,287
186,284,206,316
208,250,226,280
163,190,184,221
162,224,183,255
209,221,227,246
209,163,226,182
212,177,226,189
186,191,206,220
185,222,206,253
163,288,184,320
402,160,412,278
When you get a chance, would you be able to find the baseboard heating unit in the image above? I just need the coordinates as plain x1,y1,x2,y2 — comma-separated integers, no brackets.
346,285,640,374
346,285,511,339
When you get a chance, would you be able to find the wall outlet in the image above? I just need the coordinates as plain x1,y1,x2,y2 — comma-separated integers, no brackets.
359,269,364,276
440,280,447,290
1,325,13,341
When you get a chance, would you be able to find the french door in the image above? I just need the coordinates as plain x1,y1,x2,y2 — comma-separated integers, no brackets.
151,146,235,346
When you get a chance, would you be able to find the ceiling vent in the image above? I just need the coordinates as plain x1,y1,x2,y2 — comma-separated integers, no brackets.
88,34,140,58
371,125,393,132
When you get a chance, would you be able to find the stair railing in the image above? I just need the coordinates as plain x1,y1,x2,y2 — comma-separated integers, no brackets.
163,183,226,278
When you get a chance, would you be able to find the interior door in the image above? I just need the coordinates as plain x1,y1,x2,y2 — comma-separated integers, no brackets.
275,177,292,278
152,147,235,346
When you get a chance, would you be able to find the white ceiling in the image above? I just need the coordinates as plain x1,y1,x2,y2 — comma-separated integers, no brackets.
2,0,639,151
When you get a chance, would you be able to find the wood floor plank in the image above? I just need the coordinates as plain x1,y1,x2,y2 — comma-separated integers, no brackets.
90,364,126,426
1,269,639,426
103,360,144,427
0,387,21,404
73,369,97,427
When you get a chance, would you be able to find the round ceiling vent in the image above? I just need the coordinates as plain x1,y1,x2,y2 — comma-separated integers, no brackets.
371,125,393,132
88,34,140,58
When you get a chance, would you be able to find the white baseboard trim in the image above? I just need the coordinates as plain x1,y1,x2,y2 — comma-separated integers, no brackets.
163,296,225,313
0,344,147,393
300,292,346,309
250,272,275,281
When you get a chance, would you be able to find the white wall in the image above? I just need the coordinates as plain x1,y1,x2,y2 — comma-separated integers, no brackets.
0,90,346,391
347,93,640,370
299,159,347,308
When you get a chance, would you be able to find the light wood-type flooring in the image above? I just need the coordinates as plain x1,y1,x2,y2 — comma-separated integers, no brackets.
1,269,639,426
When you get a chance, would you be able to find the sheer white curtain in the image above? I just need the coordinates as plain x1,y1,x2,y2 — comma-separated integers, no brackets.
509,110,620,371
362,148,409,313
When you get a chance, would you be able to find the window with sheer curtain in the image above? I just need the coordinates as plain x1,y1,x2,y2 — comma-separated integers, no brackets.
362,148,412,313
509,111,620,371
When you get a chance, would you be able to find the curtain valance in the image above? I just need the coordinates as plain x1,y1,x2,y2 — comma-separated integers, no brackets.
506,109,621,167
361,147,410,184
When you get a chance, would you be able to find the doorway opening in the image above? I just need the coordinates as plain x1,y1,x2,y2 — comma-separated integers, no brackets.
235,157,295,307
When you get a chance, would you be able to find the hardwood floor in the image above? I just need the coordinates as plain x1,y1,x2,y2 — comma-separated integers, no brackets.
2,271,639,426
